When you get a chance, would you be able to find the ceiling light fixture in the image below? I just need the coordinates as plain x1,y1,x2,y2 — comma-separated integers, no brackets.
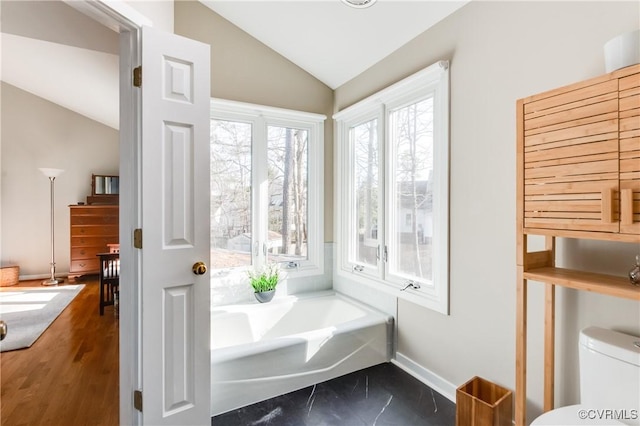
341,0,377,9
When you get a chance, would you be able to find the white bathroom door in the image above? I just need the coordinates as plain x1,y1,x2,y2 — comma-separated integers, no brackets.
140,26,211,426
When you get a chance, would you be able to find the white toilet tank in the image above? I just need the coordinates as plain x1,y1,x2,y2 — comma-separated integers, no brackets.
579,327,640,416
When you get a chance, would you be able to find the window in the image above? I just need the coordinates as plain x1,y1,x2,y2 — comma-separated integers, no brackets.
210,99,325,276
335,61,450,314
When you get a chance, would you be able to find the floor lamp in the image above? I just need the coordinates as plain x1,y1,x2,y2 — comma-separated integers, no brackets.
39,168,64,286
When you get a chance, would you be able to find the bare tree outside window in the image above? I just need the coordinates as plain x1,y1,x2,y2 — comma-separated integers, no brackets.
336,61,449,313
389,98,434,281
210,120,252,268
210,100,324,284
268,126,308,262
352,119,379,266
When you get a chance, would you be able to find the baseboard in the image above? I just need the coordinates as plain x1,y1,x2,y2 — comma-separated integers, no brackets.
19,273,69,281
392,352,457,403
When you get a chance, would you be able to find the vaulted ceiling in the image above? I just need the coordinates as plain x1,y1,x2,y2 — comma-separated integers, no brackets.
1,1,468,129
1,0,120,129
200,0,469,89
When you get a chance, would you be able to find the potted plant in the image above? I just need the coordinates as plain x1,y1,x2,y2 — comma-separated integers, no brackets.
247,263,280,303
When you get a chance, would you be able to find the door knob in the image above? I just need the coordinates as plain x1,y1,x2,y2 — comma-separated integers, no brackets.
0,321,7,341
192,261,207,275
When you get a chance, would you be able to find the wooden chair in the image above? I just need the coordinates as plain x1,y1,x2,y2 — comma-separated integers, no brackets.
98,252,120,315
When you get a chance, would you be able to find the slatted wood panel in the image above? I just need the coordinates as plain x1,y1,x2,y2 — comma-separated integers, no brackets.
523,79,620,233
619,72,640,235
515,65,640,426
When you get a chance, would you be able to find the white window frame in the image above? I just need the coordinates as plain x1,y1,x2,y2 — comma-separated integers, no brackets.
211,98,325,277
334,61,450,314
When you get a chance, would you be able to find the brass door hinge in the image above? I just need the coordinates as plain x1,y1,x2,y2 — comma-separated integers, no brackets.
133,66,142,87
134,390,143,412
133,228,142,249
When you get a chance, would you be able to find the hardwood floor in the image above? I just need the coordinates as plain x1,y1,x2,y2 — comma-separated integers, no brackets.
0,277,119,426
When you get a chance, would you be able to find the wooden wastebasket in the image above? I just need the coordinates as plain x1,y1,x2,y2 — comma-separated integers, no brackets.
456,376,512,426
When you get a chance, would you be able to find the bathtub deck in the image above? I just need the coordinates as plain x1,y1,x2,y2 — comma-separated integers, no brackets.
211,362,455,425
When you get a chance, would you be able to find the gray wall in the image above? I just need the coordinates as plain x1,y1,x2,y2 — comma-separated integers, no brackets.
1,83,119,276
1,1,120,278
174,0,335,243
334,1,640,422
0,0,172,278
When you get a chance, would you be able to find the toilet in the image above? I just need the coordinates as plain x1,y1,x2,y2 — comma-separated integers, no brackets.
532,327,640,425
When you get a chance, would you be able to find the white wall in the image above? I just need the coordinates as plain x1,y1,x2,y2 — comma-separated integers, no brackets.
1,83,119,277
0,0,171,277
334,1,640,423
0,0,121,278
125,0,173,33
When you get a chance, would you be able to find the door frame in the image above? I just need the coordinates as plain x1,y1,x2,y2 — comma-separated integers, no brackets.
62,1,150,424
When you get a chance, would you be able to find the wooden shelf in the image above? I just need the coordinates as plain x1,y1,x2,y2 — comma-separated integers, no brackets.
524,267,640,300
524,228,640,244
515,65,640,426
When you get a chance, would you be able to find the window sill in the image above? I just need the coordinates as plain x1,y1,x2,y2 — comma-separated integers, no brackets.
336,267,449,315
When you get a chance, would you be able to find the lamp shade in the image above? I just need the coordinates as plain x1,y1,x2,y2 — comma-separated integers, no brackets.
39,168,64,178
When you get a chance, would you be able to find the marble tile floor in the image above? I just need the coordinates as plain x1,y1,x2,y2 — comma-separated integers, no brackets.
211,362,456,426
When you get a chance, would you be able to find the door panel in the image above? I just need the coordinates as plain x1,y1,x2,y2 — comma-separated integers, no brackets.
141,26,210,426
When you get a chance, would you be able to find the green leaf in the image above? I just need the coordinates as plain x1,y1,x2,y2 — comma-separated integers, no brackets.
247,263,280,292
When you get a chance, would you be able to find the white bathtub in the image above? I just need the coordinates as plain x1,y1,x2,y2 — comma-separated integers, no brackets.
210,291,393,416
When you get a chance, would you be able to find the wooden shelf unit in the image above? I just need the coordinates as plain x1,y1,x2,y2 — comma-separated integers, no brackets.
523,267,639,300
515,64,640,425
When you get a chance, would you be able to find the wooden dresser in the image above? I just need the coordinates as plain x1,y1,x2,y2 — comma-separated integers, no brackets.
69,205,119,282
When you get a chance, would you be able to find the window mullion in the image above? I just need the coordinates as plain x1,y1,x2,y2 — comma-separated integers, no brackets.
378,105,387,282
346,124,357,270
383,103,397,284
345,124,355,268
253,116,269,268
349,124,361,271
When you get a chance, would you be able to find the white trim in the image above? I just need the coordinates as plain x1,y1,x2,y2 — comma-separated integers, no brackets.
117,27,141,426
392,352,457,403
333,60,448,121
334,103,381,280
70,2,144,425
210,99,325,277
334,60,450,315
431,67,450,314
18,273,68,281
211,98,326,122
334,263,448,313
63,0,152,31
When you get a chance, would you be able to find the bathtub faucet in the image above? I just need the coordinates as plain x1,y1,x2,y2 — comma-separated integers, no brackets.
400,280,421,291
